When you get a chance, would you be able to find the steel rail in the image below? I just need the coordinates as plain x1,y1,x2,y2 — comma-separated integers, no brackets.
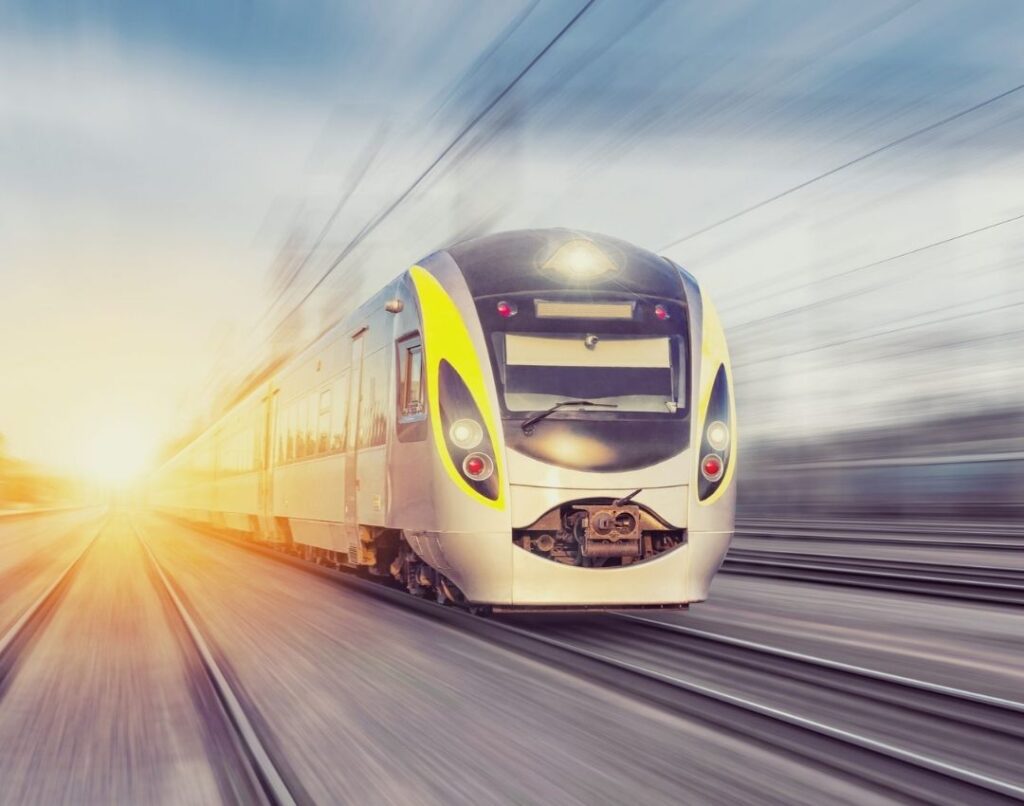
727,549,1024,582
735,532,1024,550
616,613,1024,735
736,518,1024,536
132,521,298,806
0,504,100,522
504,622,1024,803
721,552,1024,605
0,518,106,692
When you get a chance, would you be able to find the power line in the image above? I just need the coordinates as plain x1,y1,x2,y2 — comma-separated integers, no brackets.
424,0,543,128
659,80,1024,251
267,0,599,343
252,4,543,339
254,123,389,334
733,299,1023,369
728,209,1024,333
734,324,1024,384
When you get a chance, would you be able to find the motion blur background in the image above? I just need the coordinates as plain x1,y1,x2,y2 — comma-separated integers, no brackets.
0,0,1021,517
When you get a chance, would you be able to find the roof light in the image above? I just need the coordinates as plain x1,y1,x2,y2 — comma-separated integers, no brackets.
654,304,669,321
541,239,616,281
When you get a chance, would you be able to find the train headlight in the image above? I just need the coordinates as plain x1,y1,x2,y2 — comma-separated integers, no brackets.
437,359,500,502
706,420,729,451
698,365,733,501
463,452,494,481
449,418,483,450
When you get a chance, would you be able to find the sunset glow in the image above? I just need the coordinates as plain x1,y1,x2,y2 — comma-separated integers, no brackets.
74,420,157,485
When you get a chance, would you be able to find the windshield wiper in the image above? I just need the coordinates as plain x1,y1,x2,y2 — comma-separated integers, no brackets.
521,400,618,434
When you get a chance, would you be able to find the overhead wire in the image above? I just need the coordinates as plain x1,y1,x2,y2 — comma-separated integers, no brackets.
266,0,599,344
733,299,1024,369
659,80,1024,251
726,209,1024,333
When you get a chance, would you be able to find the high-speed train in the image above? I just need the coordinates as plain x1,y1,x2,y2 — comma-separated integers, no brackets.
152,229,736,611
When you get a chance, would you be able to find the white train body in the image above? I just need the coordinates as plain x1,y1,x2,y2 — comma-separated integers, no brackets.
152,230,737,611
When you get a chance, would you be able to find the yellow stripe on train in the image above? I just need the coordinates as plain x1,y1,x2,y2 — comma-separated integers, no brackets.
409,265,506,510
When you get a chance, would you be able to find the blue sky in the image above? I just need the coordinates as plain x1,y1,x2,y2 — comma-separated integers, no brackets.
1,0,1023,472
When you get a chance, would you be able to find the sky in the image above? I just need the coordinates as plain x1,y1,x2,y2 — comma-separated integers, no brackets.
1,0,1023,479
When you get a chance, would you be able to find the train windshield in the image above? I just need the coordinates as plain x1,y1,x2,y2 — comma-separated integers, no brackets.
500,333,681,414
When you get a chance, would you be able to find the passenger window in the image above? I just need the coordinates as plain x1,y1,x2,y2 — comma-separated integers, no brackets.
299,398,310,458
317,389,331,454
277,410,285,464
288,403,297,461
331,373,349,452
398,337,425,420
307,395,318,456
253,423,262,471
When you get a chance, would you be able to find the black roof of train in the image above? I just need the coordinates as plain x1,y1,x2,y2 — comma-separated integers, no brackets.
442,228,692,300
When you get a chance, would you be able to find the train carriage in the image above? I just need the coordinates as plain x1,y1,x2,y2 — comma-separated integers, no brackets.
152,229,736,611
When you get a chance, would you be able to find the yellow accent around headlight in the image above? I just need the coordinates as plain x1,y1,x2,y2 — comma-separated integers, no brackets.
410,265,505,510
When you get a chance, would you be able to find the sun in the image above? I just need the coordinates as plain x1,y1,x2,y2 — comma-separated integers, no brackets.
77,420,157,486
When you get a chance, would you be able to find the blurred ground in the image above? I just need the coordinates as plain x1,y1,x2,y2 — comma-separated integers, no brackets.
0,514,229,805
2,509,1022,804
141,513,888,805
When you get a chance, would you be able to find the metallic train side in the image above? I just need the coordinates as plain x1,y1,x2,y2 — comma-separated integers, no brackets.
151,229,737,611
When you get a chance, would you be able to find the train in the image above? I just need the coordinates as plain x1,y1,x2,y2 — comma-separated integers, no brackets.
151,229,737,612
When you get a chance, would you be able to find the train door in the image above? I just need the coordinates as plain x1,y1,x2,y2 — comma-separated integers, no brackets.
258,388,278,538
343,328,366,559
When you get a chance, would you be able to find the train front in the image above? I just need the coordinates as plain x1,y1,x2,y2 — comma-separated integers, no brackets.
414,229,736,610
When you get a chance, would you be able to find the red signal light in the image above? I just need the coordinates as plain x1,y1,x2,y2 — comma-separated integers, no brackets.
497,300,517,318
463,452,494,481
701,454,723,481
654,304,669,321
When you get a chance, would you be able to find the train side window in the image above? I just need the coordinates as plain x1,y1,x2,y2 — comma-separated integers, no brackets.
297,397,309,459
287,403,297,462
307,394,318,456
317,389,331,454
398,337,424,419
254,421,262,471
277,408,286,464
331,373,349,452
396,334,427,442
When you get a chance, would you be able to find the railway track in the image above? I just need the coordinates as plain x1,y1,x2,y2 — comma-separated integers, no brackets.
721,548,1024,605
0,514,302,805
735,519,1024,550
131,520,302,806
0,520,104,697
737,517,1024,533
736,531,1024,551
615,613,1024,725
165,516,1024,805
